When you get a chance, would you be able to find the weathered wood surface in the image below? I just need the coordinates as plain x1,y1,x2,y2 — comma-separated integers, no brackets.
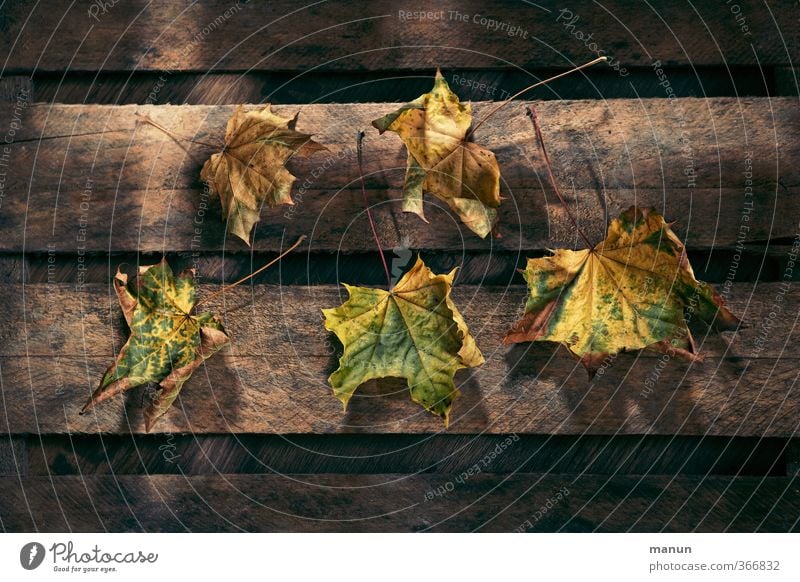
1,281,796,435
2,1,796,72
25,434,789,477
2,474,797,532
1,99,796,252
0,282,791,357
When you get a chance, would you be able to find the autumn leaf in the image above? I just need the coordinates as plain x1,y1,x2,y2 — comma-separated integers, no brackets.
201,105,326,245
322,257,484,424
371,71,501,238
504,207,739,374
81,259,229,431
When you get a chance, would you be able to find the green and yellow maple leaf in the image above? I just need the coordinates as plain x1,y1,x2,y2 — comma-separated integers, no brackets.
504,207,739,373
201,104,326,245
371,71,501,238
82,259,230,431
322,257,484,424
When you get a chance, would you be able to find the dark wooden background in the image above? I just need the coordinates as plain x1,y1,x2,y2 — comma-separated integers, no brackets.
0,0,798,532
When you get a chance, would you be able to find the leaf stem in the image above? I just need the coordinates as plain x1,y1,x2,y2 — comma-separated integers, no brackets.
527,105,593,249
467,56,607,139
136,112,219,149
197,235,307,306
357,130,392,289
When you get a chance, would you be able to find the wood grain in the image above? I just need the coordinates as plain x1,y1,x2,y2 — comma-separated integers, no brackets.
1,473,797,532
1,282,792,359
1,98,795,252
2,1,796,73
0,282,796,436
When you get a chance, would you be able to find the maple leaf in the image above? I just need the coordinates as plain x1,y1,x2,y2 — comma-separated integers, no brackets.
371,71,501,238
504,207,739,374
322,257,484,425
81,259,230,431
200,105,326,245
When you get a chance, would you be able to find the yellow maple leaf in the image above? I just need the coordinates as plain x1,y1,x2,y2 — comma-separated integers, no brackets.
322,257,484,425
81,259,229,431
201,105,326,244
504,207,739,373
371,71,501,238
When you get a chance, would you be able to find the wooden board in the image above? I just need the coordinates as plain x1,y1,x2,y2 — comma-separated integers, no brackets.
2,1,797,72
1,98,796,252
1,474,797,532
1,281,796,435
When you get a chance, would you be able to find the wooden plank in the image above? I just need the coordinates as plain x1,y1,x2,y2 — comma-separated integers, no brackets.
1,98,796,252
5,354,798,436
0,282,797,436
2,1,796,72
0,282,791,359
1,474,797,532
27,434,788,477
